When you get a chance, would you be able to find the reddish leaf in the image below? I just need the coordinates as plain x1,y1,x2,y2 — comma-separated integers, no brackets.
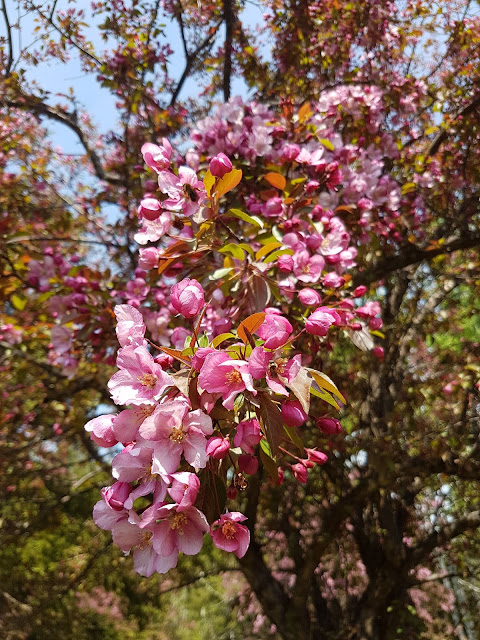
258,392,284,457
264,172,286,191
237,312,266,344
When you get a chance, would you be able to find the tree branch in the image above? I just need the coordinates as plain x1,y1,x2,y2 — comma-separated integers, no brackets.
1,96,122,185
223,0,234,101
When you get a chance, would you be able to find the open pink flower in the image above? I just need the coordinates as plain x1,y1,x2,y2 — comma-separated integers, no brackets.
257,314,292,349
293,250,325,283
113,405,156,443
157,166,206,217
141,502,209,557
140,402,213,474
210,512,250,558
249,347,301,396
112,444,168,509
108,344,173,406
198,351,256,410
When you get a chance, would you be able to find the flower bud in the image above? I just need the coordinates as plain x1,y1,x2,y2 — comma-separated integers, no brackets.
103,481,130,511
206,436,230,460
281,400,308,427
171,278,205,318
353,285,367,297
305,448,328,465
373,346,385,360
209,153,233,178
316,417,342,435
298,288,321,306
238,454,259,475
138,198,162,221
291,463,308,483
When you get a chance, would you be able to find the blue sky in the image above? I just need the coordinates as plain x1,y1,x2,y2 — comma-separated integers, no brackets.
1,0,267,152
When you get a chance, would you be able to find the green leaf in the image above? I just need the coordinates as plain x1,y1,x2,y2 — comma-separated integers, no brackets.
284,425,304,451
218,243,245,260
11,295,27,311
262,248,294,264
260,442,278,480
310,386,341,410
210,332,236,348
319,138,335,151
307,369,346,405
229,208,264,228
209,267,233,280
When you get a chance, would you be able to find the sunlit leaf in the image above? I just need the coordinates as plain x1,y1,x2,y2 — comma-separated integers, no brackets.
237,312,266,344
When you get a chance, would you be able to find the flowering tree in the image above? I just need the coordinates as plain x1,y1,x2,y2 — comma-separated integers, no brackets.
1,1,480,639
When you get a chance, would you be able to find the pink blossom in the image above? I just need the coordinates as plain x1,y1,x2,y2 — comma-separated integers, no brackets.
102,481,131,511
298,288,322,306
210,512,250,558
125,278,150,306
171,278,205,318
171,326,190,349
306,448,328,465
206,436,230,459
113,405,155,443
198,351,256,410
192,347,216,371
305,307,341,337
238,454,258,475
209,153,233,177
167,472,200,508
291,463,309,483
111,444,168,508
323,273,345,289
141,502,209,557
141,139,172,172
114,304,146,347
356,301,381,319
138,197,162,221
108,344,174,406
157,166,206,217
138,247,160,270
234,419,262,454
293,250,325,283
85,414,118,448
277,254,294,271
257,314,292,349
142,403,213,473
281,400,308,427
316,417,342,435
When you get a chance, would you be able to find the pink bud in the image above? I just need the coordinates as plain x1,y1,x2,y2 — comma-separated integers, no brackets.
238,454,259,475
138,247,160,270
369,317,383,330
281,400,308,427
353,285,367,297
206,436,230,459
316,417,342,435
305,307,341,337
291,463,308,483
209,153,233,178
138,198,162,221
171,278,205,318
298,288,322,306
226,484,238,499
305,448,328,465
373,346,384,360
103,481,130,510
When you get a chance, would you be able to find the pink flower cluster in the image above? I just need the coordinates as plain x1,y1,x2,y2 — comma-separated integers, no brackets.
86,293,336,575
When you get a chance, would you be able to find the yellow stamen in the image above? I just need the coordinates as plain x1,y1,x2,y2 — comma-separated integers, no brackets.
137,373,158,388
171,512,188,534
226,369,242,385
169,427,184,443
221,521,237,540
